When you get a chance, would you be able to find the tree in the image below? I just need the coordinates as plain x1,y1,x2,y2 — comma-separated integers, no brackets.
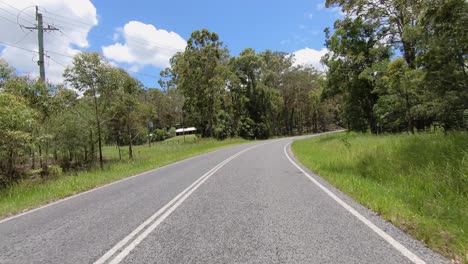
64,52,114,169
322,17,391,133
326,0,422,67
107,68,143,159
167,29,229,137
0,93,36,185
0,58,15,88
386,58,423,133
232,48,272,138
418,0,468,130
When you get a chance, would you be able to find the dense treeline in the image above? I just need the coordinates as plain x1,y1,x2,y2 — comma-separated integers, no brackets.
161,30,339,139
322,0,467,133
0,54,191,186
1,0,466,187
0,38,333,186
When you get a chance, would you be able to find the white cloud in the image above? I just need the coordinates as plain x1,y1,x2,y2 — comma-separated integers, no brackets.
316,2,345,16
292,47,328,71
102,21,186,70
0,0,98,83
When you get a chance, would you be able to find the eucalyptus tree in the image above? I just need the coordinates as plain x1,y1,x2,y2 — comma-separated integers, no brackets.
322,17,391,133
64,52,115,169
418,0,468,130
325,0,422,67
107,68,143,159
167,29,229,137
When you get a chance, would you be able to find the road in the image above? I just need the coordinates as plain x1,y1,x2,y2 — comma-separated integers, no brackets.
0,134,449,264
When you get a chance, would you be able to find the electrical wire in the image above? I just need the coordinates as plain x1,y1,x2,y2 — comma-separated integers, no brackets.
0,41,37,53
0,41,160,79
47,55,67,68
14,30,33,44
40,12,182,52
0,12,18,25
42,9,95,27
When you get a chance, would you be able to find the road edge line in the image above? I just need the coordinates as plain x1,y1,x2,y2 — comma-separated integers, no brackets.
283,142,426,264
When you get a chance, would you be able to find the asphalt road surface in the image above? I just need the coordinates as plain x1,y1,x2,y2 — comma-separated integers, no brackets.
0,134,450,264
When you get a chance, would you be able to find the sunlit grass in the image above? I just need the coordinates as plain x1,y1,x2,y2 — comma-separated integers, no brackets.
162,134,198,143
0,138,248,218
292,132,467,263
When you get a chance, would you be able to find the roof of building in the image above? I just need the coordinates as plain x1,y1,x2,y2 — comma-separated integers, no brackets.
175,127,197,133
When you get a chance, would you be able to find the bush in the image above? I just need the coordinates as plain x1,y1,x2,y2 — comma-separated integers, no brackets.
214,125,228,140
254,122,270,139
167,127,177,138
239,118,255,139
154,128,167,141
47,165,63,178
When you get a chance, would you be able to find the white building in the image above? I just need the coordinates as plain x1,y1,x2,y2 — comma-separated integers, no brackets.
175,127,197,136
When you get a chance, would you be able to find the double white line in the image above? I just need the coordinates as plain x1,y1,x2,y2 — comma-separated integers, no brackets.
95,142,269,264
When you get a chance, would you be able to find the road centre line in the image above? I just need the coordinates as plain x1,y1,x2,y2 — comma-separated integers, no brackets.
0,145,234,225
283,142,426,264
95,141,271,264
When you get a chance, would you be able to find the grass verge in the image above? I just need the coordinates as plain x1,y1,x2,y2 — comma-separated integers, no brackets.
162,134,197,143
0,138,248,219
292,132,467,263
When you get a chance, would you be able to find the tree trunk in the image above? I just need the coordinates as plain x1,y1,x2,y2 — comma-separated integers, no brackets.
45,140,49,168
90,129,95,162
93,88,103,169
84,147,88,162
118,144,122,161
8,148,14,182
31,148,35,170
39,144,43,169
97,119,103,169
127,123,133,160
405,93,414,134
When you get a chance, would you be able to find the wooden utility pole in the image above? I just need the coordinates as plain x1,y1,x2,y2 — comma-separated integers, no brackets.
24,6,59,82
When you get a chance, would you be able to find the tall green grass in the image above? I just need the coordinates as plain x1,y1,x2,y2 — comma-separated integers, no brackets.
292,132,467,263
0,138,248,218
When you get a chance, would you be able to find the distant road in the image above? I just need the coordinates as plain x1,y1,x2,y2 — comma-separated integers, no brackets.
0,133,449,263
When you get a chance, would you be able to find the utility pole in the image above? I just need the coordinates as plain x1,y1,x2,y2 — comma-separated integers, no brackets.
24,6,59,82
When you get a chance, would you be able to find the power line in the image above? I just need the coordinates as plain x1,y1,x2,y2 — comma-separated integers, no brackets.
0,2,182,54
0,7,33,26
0,3,36,26
0,40,37,53
0,12,18,25
0,41,160,79
39,13,182,53
47,55,67,68
42,14,92,30
14,29,33,44
42,11,95,27
0,1,36,20
23,6,59,81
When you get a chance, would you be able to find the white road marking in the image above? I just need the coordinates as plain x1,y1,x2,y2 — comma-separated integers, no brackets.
96,142,270,264
0,147,231,225
283,143,426,264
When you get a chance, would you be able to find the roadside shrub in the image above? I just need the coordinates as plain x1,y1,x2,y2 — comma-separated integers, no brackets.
239,117,255,139
47,165,63,178
167,127,176,138
154,128,167,141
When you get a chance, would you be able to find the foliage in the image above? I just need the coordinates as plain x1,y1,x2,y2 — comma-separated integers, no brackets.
167,127,177,138
0,93,36,186
322,0,467,133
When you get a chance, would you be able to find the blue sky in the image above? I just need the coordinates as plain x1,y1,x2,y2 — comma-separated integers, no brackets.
0,0,342,87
